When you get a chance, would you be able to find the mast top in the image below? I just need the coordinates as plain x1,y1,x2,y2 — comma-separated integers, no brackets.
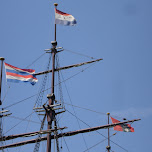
54,3,58,7
0,57,5,61
107,112,110,115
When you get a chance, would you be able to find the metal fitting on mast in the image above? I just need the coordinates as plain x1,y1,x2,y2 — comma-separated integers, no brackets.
51,41,57,47
47,93,55,100
0,58,5,61
51,41,57,53
54,3,58,7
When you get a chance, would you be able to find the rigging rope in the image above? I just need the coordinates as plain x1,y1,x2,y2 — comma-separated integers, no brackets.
33,53,51,152
66,109,128,152
4,111,35,135
64,49,95,60
26,53,46,68
1,85,10,104
56,55,65,109
57,124,70,152
8,115,43,126
64,102,131,121
18,109,35,152
33,114,46,152
83,132,118,152
59,68,90,152
4,61,99,110
34,53,52,108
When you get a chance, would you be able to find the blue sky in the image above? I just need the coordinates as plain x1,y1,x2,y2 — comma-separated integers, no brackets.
0,0,152,152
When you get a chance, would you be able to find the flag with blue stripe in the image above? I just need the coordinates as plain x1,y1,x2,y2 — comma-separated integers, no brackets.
55,8,77,26
4,63,38,85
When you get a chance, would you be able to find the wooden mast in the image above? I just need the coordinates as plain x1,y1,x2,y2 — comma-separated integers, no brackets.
0,57,5,105
46,3,58,152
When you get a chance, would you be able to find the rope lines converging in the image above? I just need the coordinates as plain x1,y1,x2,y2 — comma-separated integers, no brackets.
63,102,132,121
32,53,52,152
59,64,90,152
18,109,35,152
4,111,35,135
66,109,128,152
4,60,100,110
83,133,116,152
8,115,44,125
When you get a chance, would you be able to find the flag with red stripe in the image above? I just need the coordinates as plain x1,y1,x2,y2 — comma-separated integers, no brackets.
4,63,38,85
55,8,77,26
110,117,134,132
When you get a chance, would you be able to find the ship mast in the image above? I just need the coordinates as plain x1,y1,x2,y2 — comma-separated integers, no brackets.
0,57,5,105
46,3,58,152
0,3,141,152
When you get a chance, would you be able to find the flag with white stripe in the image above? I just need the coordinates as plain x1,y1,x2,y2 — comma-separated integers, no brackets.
55,8,77,26
4,63,38,85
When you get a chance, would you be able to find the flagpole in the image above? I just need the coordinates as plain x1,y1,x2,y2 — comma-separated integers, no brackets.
0,57,5,105
54,3,58,41
106,112,111,152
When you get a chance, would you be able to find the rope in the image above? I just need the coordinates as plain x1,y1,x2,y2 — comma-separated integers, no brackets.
66,109,128,152
4,111,35,135
18,109,34,152
58,124,70,152
33,53,51,108
64,49,95,60
8,115,43,125
1,85,10,104
64,102,132,121
60,69,90,151
26,53,46,68
83,134,113,152
4,61,99,109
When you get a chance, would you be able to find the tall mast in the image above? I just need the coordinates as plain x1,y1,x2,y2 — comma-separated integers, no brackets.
46,3,58,152
0,57,4,152
0,57,5,105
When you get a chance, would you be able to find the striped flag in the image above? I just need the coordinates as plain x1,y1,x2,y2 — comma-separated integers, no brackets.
111,117,134,132
4,63,38,85
55,8,77,26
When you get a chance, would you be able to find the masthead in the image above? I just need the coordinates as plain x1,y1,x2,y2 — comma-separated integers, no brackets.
54,3,58,7
0,57,5,61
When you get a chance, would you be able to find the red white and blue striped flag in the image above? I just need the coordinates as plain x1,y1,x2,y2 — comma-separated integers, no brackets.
4,63,38,85
55,8,77,26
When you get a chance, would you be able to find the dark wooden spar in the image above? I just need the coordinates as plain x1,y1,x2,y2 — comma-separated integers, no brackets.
35,58,103,76
0,118,140,150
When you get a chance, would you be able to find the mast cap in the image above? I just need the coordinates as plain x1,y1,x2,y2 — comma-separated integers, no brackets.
0,57,5,61
51,41,57,47
54,3,58,6
107,112,110,115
